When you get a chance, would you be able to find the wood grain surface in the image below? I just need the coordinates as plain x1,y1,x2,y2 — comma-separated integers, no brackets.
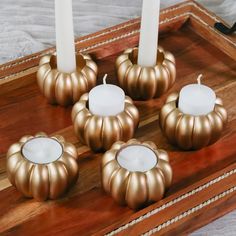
0,1,236,235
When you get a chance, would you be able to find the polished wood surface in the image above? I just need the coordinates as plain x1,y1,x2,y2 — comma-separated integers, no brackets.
0,1,236,235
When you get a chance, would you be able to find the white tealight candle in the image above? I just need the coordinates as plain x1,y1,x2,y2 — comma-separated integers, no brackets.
137,0,160,67
22,137,62,164
89,74,125,116
117,145,157,172
55,0,76,73
178,74,216,116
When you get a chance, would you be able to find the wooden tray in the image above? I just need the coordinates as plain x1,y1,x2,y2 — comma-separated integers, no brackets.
1,1,236,235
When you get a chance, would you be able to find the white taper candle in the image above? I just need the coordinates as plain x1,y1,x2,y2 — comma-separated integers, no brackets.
138,0,160,67
55,0,76,73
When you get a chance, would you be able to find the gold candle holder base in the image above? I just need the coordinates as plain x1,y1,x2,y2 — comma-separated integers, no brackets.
159,92,228,150
6,132,79,201
37,53,98,106
71,93,139,152
115,47,176,100
101,139,173,210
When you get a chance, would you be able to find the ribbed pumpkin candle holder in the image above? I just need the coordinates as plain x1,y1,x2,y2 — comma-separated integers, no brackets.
101,139,173,210
37,53,98,106
6,132,79,201
115,47,176,100
71,93,139,152
159,92,228,150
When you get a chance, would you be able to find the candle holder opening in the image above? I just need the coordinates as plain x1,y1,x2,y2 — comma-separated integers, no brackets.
48,54,57,69
127,47,138,64
71,93,139,152
37,53,98,106
76,54,87,72
116,47,176,100
159,92,228,150
156,50,165,64
6,132,79,201
101,139,172,210
126,47,165,66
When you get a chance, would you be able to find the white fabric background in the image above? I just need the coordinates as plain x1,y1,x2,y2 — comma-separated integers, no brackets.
0,0,235,234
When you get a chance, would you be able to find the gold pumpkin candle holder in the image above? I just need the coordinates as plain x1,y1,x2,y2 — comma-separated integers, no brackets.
101,139,173,210
37,53,98,106
115,47,176,100
159,92,228,150
71,93,139,152
6,132,79,201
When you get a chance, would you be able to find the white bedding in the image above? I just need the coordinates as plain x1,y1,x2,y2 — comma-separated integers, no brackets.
0,0,235,234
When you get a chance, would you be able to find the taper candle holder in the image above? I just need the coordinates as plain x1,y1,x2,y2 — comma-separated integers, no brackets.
6,132,79,201
37,53,98,106
101,139,173,210
115,47,176,100
71,93,139,152
159,92,228,150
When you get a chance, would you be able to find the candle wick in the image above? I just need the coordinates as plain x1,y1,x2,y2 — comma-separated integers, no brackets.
103,74,108,85
197,74,203,85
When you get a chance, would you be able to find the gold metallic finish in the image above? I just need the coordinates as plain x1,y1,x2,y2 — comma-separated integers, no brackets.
101,139,173,210
37,53,98,106
72,93,139,152
6,132,79,201
115,47,176,100
159,92,228,150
